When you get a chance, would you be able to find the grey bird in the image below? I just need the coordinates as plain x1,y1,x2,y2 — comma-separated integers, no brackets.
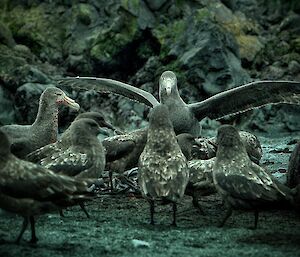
138,104,189,226
0,87,80,158
0,130,94,244
58,71,300,136
287,141,300,188
213,125,294,229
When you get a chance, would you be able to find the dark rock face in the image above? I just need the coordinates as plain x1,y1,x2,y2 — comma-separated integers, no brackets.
0,0,300,133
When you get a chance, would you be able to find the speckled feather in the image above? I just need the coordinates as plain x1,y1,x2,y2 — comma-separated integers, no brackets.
0,154,92,216
138,105,189,203
213,125,293,210
29,119,106,179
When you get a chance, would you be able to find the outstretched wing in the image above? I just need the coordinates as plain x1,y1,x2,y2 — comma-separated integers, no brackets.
188,81,300,120
58,77,160,108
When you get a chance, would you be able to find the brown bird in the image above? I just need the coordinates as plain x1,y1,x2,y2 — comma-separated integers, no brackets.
27,118,108,217
0,130,94,244
27,112,113,164
39,118,106,179
213,125,294,229
192,131,262,164
103,128,148,190
185,158,216,213
138,104,189,226
0,87,80,158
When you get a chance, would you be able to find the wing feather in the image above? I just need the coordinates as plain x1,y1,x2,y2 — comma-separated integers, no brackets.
188,81,300,120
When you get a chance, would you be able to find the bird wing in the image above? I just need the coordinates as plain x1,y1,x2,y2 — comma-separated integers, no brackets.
103,139,135,162
0,157,89,202
188,81,300,120
40,147,92,177
215,163,283,202
58,77,160,108
26,142,60,163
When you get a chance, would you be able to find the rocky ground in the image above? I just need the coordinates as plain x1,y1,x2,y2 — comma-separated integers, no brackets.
0,133,299,257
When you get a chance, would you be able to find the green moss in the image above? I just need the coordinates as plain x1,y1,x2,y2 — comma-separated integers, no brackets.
291,37,300,52
90,14,138,61
75,3,93,25
153,20,186,58
121,0,140,15
236,35,263,61
196,8,211,22
3,4,66,56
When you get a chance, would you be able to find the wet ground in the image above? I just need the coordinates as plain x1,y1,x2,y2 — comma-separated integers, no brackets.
0,134,300,257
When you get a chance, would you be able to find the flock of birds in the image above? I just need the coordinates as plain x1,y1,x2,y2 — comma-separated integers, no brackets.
0,71,300,244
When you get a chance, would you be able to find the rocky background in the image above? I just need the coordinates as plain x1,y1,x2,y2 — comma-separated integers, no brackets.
1,0,300,134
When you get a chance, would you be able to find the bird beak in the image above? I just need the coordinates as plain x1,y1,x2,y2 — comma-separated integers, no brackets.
63,95,80,111
102,120,116,131
165,80,173,96
98,127,109,136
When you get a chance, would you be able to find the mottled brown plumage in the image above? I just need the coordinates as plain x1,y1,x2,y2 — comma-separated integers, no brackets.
27,112,113,165
192,131,262,163
138,104,189,226
185,158,216,213
0,130,93,243
213,125,293,228
104,128,147,190
38,118,106,179
0,87,80,158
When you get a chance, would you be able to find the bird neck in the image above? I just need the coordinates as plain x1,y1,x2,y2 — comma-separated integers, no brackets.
147,127,176,153
159,87,185,105
72,133,96,147
216,144,248,162
32,97,59,143
0,152,10,166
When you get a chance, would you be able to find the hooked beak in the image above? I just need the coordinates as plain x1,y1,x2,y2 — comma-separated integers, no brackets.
63,95,80,111
165,79,173,96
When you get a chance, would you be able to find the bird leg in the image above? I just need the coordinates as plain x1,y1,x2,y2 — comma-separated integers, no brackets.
79,202,90,218
218,208,233,227
253,210,259,229
191,193,205,215
149,200,155,225
109,170,114,191
16,217,29,244
59,210,65,217
171,203,177,227
29,216,38,244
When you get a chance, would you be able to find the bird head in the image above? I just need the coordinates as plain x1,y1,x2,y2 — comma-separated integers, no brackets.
42,87,80,111
159,71,178,100
176,133,196,160
76,111,116,135
70,118,102,138
216,125,243,148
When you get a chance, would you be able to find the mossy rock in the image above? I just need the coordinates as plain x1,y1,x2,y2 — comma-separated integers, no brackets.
152,19,186,58
3,4,66,61
236,35,263,62
90,12,138,62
